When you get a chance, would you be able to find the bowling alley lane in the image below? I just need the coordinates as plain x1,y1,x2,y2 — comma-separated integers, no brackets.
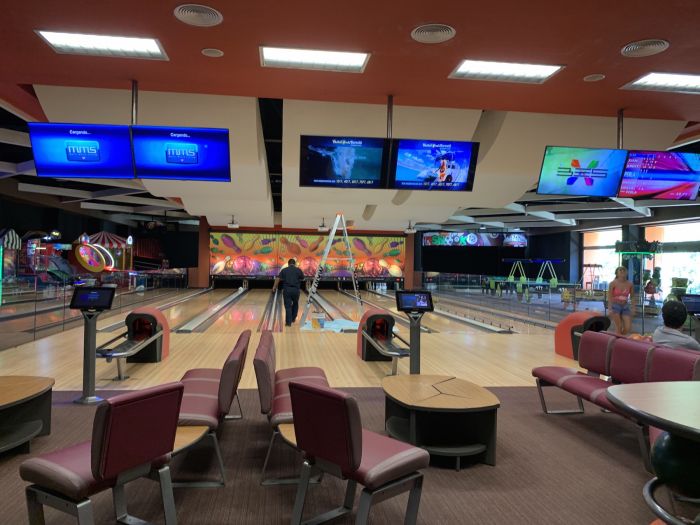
204,289,272,333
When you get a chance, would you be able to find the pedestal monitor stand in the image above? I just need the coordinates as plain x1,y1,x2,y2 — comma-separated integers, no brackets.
395,290,433,375
406,311,424,375
69,286,117,405
76,310,103,405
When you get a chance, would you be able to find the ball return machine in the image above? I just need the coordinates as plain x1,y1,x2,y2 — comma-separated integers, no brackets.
358,290,433,375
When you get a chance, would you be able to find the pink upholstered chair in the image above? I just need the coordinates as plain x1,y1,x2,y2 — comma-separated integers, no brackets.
177,329,251,486
20,382,184,525
288,381,430,525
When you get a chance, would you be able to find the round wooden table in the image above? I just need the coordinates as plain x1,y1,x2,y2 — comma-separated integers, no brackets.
0,376,55,453
607,382,700,525
173,426,209,455
382,374,500,470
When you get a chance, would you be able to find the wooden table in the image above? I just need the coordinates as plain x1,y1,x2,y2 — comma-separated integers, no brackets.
382,375,500,470
278,423,297,447
607,382,700,524
607,382,700,442
173,426,209,455
0,376,55,453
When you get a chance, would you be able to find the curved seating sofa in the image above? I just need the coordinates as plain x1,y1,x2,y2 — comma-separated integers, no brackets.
532,330,700,468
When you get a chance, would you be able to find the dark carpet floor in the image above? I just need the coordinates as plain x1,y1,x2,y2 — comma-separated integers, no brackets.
0,387,656,524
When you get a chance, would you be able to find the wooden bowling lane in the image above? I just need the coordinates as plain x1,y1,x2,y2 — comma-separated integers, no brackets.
200,289,271,334
431,293,553,335
156,289,232,330
317,290,368,321
361,291,483,334
204,289,273,333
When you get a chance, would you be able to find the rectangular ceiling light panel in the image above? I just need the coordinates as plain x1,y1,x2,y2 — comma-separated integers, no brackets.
450,59,562,83
624,72,700,94
260,46,369,72
36,31,168,60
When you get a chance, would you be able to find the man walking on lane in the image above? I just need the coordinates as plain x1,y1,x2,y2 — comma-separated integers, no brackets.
273,259,305,326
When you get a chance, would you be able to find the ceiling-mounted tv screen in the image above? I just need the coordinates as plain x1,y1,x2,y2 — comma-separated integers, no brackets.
536,146,628,197
299,135,389,188
618,151,700,201
389,139,479,191
132,125,230,182
28,122,134,179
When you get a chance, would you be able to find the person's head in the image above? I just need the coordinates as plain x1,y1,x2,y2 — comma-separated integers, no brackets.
662,300,688,329
288,258,296,266
614,266,627,279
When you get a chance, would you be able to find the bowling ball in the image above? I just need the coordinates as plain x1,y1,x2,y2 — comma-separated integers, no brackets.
628,333,643,340
652,431,700,498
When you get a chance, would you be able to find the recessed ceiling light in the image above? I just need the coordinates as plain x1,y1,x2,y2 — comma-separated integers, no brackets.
623,72,700,95
449,59,562,84
201,48,224,58
260,46,369,73
583,73,606,82
36,30,167,60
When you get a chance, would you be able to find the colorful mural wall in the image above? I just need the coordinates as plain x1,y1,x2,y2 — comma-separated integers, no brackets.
210,232,405,279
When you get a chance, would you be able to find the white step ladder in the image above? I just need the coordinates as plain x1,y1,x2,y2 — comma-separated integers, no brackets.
299,213,361,326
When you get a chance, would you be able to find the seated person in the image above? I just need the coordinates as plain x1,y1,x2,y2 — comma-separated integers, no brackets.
652,301,700,351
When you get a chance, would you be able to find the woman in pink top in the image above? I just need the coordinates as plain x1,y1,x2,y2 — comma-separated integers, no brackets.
607,266,635,334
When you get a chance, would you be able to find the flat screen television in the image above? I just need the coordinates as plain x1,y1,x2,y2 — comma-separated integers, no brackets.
388,139,479,191
681,294,700,315
395,290,434,312
69,286,116,311
299,135,389,188
618,151,700,201
421,232,528,248
131,125,230,181
28,122,134,179
536,146,628,197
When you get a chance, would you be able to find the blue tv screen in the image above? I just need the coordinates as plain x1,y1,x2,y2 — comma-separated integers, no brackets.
536,146,628,197
299,135,389,188
132,126,230,182
618,150,700,201
28,122,134,179
389,139,479,191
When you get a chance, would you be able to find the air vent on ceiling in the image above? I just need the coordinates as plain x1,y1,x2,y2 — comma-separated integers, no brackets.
410,24,456,44
583,73,606,82
174,4,223,27
620,39,669,57
202,48,224,57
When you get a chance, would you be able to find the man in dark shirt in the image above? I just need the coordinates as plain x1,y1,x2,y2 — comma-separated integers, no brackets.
273,259,306,326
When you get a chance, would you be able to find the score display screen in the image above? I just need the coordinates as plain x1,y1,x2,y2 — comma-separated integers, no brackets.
69,287,116,311
389,139,479,191
29,123,134,179
132,126,230,181
395,290,434,312
536,146,628,197
299,135,388,188
618,151,700,200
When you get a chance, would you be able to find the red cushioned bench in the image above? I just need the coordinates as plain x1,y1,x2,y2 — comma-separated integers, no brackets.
532,331,700,468
176,329,251,487
253,330,329,485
